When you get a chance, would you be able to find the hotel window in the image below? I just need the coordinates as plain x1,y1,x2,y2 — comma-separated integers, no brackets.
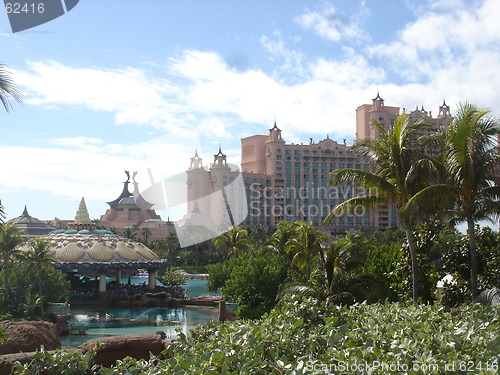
286,150,291,155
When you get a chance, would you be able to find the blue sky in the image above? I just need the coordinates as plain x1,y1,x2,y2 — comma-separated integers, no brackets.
0,0,499,226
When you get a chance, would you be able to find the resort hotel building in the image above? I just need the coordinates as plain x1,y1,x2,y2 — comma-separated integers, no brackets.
185,94,454,235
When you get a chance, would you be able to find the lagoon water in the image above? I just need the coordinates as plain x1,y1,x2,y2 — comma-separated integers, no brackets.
60,279,220,348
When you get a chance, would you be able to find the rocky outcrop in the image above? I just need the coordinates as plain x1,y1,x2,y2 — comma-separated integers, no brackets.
45,312,72,335
0,321,60,355
77,333,169,367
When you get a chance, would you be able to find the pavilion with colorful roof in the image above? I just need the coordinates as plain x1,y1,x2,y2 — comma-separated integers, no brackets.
46,197,167,293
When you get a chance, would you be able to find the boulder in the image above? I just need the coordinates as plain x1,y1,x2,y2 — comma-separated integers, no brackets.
0,321,60,355
45,312,72,335
77,333,167,367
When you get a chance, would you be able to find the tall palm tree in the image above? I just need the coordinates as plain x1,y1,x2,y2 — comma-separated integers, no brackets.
213,226,251,257
0,223,25,299
22,237,55,314
326,114,433,303
408,102,500,299
0,62,23,113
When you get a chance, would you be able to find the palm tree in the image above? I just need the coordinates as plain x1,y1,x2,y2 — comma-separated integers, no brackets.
326,113,433,303
22,237,55,314
140,227,152,244
267,221,297,254
408,103,500,299
122,226,137,240
278,232,378,306
0,62,23,113
213,226,251,257
0,223,25,299
284,222,325,277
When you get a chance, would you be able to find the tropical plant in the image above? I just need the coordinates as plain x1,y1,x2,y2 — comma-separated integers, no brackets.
121,226,137,240
0,223,25,300
284,221,325,277
14,300,499,374
279,232,379,306
207,247,289,318
327,113,434,303
0,62,22,230
0,62,23,113
365,228,405,301
22,237,55,314
1,260,69,318
152,233,181,265
247,224,271,249
213,226,251,257
157,268,187,288
267,220,297,254
0,200,5,229
140,227,151,244
408,102,500,299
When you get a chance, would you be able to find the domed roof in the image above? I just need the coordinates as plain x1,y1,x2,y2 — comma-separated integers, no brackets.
8,206,55,237
46,229,165,271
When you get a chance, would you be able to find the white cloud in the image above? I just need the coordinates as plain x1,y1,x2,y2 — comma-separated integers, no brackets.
295,2,368,42
368,0,500,81
362,0,500,116
49,137,104,147
8,0,500,206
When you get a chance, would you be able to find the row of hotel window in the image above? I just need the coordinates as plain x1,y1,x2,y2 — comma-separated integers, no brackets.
271,149,353,155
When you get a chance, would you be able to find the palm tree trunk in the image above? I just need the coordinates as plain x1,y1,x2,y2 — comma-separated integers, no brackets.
3,260,8,300
38,273,44,315
466,216,479,300
404,223,419,304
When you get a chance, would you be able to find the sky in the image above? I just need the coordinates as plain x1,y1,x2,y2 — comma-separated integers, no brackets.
0,0,499,226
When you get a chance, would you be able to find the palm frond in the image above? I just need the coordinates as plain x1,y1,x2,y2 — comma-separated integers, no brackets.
331,168,394,194
0,63,23,113
324,195,387,223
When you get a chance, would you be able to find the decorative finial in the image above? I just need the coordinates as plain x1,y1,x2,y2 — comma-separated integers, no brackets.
125,170,130,183
74,197,91,224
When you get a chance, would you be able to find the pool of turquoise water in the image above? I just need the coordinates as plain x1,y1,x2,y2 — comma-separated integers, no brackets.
60,279,220,348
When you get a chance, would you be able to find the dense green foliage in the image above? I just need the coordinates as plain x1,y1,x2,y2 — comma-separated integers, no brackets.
13,299,500,374
0,260,70,318
208,248,288,318
157,268,187,288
